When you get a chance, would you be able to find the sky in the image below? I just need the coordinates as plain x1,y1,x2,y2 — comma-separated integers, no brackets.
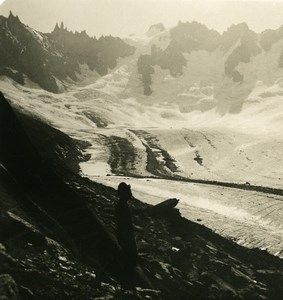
1,0,283,37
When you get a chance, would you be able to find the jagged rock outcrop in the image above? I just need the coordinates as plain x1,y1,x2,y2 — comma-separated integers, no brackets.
0,12,61,92
49,22,135,77
0,274,20,300
0,12,135,93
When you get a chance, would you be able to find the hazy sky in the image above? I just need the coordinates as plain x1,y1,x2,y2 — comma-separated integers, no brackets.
1,0,283,37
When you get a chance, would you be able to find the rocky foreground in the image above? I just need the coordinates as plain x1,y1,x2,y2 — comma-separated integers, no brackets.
1,91,283,300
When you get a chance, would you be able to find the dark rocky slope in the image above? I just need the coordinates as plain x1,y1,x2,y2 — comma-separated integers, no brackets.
49,22,135,77
1,92,283,299
15,111,91,174
0,13,135,93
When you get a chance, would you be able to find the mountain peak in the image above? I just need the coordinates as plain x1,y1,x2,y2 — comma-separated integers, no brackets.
147,23,166,37
52,21,68,33
224,22,251,36
8,10,20,23
0,15,135,93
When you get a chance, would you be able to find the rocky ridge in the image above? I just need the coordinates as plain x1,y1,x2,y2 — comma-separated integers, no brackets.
3,14,283,115
137,21,262,95
0,12,135,93
134,21,283,115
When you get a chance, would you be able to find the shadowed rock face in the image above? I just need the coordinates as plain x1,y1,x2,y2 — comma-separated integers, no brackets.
0,13,135,93
49,23,135,76
15,112,91,174
0,92,124,277
0,274,19,300
0,13,59,92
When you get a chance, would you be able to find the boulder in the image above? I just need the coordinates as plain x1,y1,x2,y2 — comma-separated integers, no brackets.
149,198,179,216
0,243,17,272
0,274,19,300
0,211,45,246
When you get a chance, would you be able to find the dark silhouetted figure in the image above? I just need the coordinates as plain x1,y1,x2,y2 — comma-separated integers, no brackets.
116,182,138,284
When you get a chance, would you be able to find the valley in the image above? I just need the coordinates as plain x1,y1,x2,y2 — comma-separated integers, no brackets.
1,48,283,260
1,9,283,298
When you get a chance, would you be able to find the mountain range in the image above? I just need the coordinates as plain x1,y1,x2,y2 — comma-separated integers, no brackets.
2,12,283,114
0,12,135,93
134,20,283,114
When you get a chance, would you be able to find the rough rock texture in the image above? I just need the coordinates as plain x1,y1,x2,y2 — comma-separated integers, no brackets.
0,274,19,300
0,13,135,93
15,111,91,174
49,22,135,77
1,92,283,299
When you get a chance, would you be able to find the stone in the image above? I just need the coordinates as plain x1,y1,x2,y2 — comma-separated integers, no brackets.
0,211,45,246
0,244,17,271
0,274,19,300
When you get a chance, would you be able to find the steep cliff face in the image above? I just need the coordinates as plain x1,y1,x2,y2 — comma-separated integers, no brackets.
0,13,135,93
49,22,135,77
0,13,59,92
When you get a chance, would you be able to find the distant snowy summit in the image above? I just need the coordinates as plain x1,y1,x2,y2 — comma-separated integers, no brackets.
137,21,261,95
146,23,166,37
130,20,283,113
